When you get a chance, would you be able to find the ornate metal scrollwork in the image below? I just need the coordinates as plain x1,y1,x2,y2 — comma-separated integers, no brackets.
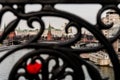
9,49,86,80
0,0,120,80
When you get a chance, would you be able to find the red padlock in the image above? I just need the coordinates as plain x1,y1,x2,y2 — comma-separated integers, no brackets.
26,62,42,74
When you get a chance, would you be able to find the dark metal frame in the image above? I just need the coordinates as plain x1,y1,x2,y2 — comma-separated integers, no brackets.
0,0,120,80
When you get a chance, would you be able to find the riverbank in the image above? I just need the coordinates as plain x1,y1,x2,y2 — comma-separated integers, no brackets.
98,66,114,80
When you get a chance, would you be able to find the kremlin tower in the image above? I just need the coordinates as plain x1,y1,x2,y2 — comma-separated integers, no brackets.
47,24,52,40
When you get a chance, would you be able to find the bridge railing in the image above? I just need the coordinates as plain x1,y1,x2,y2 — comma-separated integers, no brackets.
0,0,120,80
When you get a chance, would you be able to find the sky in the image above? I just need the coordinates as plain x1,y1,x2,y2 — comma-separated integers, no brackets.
0,4,109,32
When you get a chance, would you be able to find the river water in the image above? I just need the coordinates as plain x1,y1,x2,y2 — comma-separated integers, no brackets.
0,49,114,80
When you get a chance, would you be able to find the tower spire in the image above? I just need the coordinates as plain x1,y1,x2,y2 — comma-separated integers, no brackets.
47,23,52,40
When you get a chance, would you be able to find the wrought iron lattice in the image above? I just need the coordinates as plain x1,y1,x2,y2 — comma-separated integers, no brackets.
0,0,120,80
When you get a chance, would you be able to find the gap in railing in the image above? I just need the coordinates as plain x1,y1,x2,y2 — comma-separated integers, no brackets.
55,4,102,24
